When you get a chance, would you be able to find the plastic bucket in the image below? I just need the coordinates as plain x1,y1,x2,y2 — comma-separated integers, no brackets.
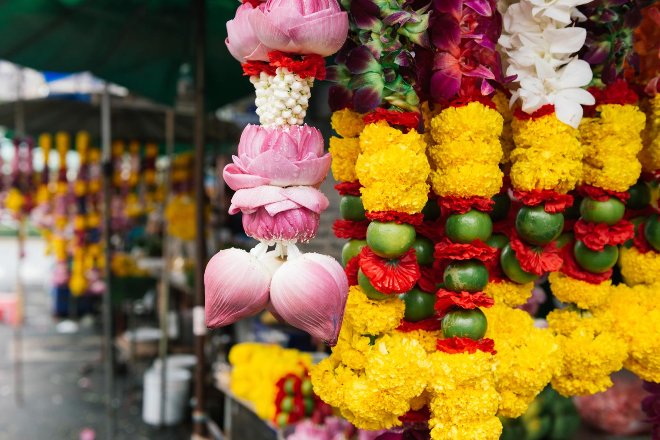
142,366,191,426
153,354,197,371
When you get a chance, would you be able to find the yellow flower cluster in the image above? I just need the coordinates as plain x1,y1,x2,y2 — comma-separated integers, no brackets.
485,304,561,418
596,284,660,382
164,194,197,241
427,351,502,440
356,122,430,213
312,331,431,430
484,280,533,307
4,188,25,216
641,94,660,172
229,343,311,420
510,114,582,193
492,91,514,164
344,286,404,335
548,273,612,310
429,102,503,198
110,253,149,277
619,246,660,286
547,309,627,396
580,104,646,192
329,110,364,182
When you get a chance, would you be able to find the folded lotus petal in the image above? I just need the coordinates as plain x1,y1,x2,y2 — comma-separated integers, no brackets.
245,150,331,187
289,12,349,56
243,207,321,242
230,186,329,214
204,247,271,328
223,163,271,190
226,3,272,63
251,0,347,56
270,249,348,345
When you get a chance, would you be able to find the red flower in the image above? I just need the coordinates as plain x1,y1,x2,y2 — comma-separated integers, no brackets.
333,219,369,240
436,337,496,354
588,79,638,106
633,221,653,254
573,219,635,251
439,196,494,214
415,220,445,242
514,104,555,120
397,317,442,332
435,289,494,317
578,185,629,203
559,242,612,284
269,51,327,80
450,95,497,110
359,247,421,294
418,265,441,293
243,60,276,77
366,211,424,225
512,189,574,214
345,256,360,286
363,108,421,132
434,238,497,262
334,181,362,196
510,235,563,275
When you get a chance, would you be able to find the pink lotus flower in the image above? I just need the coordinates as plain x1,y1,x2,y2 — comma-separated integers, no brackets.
205,244,272,328
250,0,349,56
223,125,331,190
229,185,329,243
226,2,272,63
269,245,348,346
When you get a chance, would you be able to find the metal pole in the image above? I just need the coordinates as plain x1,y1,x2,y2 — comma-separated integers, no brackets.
192,0,208,437
158,109,175,427
101,84,116,440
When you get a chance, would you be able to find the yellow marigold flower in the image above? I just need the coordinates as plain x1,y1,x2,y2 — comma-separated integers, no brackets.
344,286,404,335
510,114,582,193
397,329,442,353
493,90,514,164
331,109,365,138
579,104,645,191
356,144,430,187
359,122,426,156
484,280,533,307
329,136,360,182
332,323,372,371
548,272,612,310
619,246,660,286
640,94,660,172
485,304,561,418
361,181,429,214
5,188,25,214
599,285,660,382
548,309,627,396
430,416,503,440
430,164,503,198
428,103,503,198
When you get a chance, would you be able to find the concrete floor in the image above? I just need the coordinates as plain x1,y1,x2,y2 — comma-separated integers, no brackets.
0,237,189,440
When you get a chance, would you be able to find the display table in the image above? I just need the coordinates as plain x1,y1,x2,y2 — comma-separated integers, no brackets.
214,368,283,440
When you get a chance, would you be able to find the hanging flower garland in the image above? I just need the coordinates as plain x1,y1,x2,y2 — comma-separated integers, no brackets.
142,142,160,213
85,147,105,295
164,153,197,242
206,0,349,345
51,132,72,287
4,137,35,220
32,134,53,245
69,132,91,296
125,140,143,219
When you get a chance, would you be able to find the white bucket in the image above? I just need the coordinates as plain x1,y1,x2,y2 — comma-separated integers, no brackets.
153,354,197,371
142,366,191,426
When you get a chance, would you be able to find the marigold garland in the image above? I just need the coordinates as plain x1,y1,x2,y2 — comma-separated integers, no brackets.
343,286,404,336
483,280,534,308
619,246,660,286
548,272,612,310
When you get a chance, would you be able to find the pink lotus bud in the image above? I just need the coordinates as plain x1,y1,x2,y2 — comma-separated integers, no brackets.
225,2,272,63
229,185,329,244
223,125,331,190
249,0,349,57
204,244,272,328
269,245,348,346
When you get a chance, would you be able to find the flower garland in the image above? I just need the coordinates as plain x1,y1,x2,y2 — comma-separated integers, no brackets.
125,140,143,219
206,0,349,344
164,153,196,241
229,343,312,421
69,132,91,296
4,137,35,220
52,132,72,287
142,142,160,213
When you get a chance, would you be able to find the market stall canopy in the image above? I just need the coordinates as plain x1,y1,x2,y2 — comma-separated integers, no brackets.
0,97,240,150
0,0,249,110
